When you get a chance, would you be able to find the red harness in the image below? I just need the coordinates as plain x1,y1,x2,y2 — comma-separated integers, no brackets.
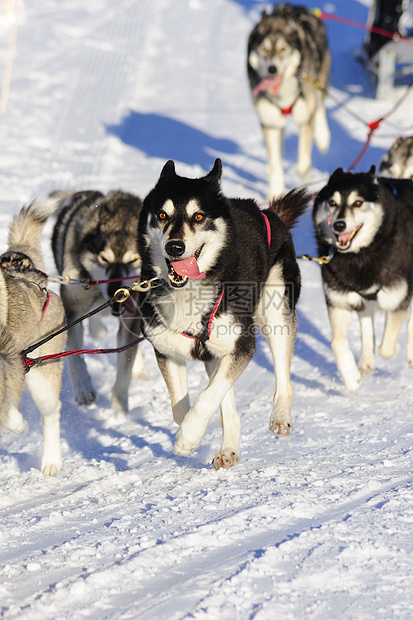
37,290,50,325
252,77,298,115
182,212,272,343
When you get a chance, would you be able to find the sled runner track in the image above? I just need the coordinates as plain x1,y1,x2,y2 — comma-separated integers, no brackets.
47,0,156,190
2,1,413,618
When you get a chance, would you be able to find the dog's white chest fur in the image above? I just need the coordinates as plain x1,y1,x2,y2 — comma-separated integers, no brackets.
146,283,236,361
325,279,408,312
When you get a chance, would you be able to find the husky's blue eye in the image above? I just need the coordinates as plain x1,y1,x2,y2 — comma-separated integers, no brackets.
158,211,167,220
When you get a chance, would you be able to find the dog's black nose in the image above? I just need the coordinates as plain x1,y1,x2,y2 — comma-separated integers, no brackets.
165,240,185,257
333,220,346,233
268,65,277,74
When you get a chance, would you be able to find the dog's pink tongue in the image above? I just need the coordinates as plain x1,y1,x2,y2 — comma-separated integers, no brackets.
338,232,353,248
252,76,282,96
171,256,205,279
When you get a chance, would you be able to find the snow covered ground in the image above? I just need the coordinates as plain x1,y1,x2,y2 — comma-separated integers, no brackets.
1,0,413,617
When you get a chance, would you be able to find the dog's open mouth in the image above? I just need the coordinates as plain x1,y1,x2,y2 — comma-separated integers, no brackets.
335,224,363,251
166,246,205,287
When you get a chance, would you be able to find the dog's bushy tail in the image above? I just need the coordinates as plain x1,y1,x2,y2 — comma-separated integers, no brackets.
268,188,310,230
8,196,59,271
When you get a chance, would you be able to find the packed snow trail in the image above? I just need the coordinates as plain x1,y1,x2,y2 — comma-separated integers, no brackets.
0,1,413,618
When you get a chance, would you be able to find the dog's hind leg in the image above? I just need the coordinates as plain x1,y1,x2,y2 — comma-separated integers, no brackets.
379,309,406,359
262,125,285,198
205,359,241,470
357,303,376,376
328,305,361,392
256,97,287,198
3,405,28,434
406,305,413,367
314,100,330,154
61,286,97,406
296,119,314,180
66,321,97,406
156,353,190,425
258,311,296,436
254,265,297,435
132,346,149,379
26,360,64,476
111,317,139,413
88,314,107,340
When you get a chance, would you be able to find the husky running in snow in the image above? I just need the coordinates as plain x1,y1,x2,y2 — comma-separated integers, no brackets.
313,166,413,392
0,198,66,476
247,3,331,198
137,158,308,468
51,190,144,413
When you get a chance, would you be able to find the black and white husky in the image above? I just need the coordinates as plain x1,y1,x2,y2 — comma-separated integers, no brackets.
313,166,413,392
137,159,308,468
379,136,413,180
247,3,331,198
52,190,143,413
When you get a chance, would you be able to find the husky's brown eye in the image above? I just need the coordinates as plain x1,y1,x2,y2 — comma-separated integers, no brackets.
193,213,204,222
328,199,336,207
158,211,167,220
353,200,363,207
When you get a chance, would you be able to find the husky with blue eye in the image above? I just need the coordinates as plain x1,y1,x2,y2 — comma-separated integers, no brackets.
137,159,308,469
313,166,413,392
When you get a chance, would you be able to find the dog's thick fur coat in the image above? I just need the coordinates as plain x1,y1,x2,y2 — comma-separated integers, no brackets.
379,136,413,180
137,159,308,468
248,2,331,198
313,166,413,391
51,190,143,412
0,198,66,475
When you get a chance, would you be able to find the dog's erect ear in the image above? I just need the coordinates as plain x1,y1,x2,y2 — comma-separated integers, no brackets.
330,167,344,179
261,9,268,20
205,158,222,184
368,165,376,176
160,160,176,180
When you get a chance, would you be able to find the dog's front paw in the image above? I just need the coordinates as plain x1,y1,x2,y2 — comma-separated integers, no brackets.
379,342,401,360
111,390,128,414
173,427,200,456
75,388,97,407
41,461,62,477
269,411,293,436
358,357,375,377
4,407,28,434
212,450,239,470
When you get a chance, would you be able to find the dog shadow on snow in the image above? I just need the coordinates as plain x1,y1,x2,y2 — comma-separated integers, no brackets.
4,375,179,474
106,111,262,190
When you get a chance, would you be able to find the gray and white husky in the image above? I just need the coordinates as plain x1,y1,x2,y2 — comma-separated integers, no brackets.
247,3,331,198
137,159,308,468
313,166,413,392
379,136,413,180
0,198,66,476
51,190,143,413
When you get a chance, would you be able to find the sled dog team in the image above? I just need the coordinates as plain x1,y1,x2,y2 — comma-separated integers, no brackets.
2,4,413,474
